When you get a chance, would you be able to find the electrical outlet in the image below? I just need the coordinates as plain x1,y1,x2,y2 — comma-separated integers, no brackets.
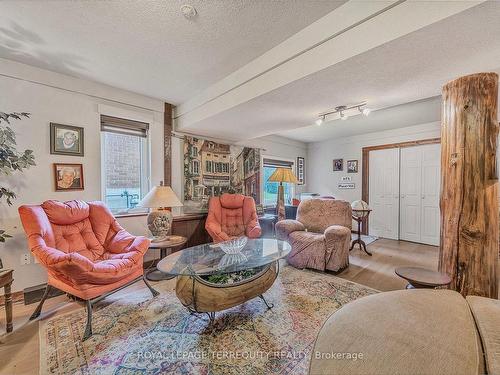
20,253,31,265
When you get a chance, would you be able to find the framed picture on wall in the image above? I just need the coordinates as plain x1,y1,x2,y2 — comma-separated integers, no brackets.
54,163,84,191
347,160,358,173
296,156,305,185
50,123,84,156
333,158,343,172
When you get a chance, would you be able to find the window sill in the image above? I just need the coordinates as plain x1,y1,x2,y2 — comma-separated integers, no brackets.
114,212,148,218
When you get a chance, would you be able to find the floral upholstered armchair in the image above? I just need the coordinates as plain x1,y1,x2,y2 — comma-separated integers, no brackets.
275,199,352,272
18,200,158,340
205,193,261,243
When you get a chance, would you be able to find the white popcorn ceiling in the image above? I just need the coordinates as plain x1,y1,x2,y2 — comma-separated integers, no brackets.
0,1,499,142
0,0,345,104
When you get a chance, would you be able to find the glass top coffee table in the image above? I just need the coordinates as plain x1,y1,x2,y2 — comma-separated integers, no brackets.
157,237,291,322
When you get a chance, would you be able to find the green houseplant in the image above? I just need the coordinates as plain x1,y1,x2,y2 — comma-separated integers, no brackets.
0,111,35,243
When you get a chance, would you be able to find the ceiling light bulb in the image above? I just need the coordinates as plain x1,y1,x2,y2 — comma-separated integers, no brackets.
315,117,324,126
362,107,371,116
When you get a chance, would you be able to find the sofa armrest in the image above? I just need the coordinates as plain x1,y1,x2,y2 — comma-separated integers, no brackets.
32,245,71,267
324,225,351,240
275,219,306,241
245,220,262,238
108,229,150,255
206,222,231,243
32,245,94,274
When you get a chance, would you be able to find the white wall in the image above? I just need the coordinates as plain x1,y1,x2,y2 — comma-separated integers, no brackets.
306,122,441,203
0,62,165,292
0,60,307,293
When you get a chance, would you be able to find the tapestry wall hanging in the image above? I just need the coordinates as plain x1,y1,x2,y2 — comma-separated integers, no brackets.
183,136,261,212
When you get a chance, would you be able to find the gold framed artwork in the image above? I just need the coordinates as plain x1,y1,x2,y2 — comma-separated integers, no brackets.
54,163,84,191
347,160,358,173
50,123,84,156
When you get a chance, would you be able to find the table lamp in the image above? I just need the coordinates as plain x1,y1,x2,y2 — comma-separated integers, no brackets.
138,181,183,242
268,168,298,221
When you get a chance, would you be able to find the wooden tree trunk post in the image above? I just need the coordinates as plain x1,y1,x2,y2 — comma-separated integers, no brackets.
439,73,499,298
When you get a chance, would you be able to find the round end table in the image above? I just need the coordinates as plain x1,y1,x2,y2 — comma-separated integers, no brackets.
395,267,452,289
146,235,187,281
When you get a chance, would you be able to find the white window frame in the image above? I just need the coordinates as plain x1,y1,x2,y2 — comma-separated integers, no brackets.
260,155,295,207
100,114,151,216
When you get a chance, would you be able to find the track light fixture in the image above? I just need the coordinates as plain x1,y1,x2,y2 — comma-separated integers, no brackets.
316,102,370,125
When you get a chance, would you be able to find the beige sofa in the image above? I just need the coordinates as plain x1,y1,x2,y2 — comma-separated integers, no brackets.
310,290,499,375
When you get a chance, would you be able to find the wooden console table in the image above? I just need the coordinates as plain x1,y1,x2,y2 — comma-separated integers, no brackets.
0,269,13,333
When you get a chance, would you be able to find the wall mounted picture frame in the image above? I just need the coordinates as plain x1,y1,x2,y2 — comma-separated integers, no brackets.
54,163,84,191
296,156,305,185
50,123,84,156
347,159,359,173
333,158,343,172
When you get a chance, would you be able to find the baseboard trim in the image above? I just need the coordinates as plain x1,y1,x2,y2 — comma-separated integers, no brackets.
21,260,157,305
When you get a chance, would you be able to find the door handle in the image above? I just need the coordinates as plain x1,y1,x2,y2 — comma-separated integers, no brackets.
421,195,425,199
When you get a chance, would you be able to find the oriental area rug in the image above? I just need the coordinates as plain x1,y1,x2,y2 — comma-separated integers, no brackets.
39,264,377,375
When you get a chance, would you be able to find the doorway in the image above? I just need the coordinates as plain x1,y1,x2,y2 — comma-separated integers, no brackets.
363,139,440,246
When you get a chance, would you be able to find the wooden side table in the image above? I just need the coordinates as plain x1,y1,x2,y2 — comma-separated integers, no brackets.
350,214,372,256
0,269,14,333
395,267,452,289
146,236,187,281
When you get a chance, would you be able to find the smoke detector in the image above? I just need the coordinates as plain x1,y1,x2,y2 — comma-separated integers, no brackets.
180,4,197,19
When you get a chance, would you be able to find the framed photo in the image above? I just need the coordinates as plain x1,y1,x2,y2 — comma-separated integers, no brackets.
50,123,84,156
296,156,305,185
54,163,84,191
333,158,343,172
347,160,358,173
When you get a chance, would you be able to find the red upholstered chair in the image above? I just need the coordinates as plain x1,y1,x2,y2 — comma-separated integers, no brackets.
205,193,261,243
18,200,158,340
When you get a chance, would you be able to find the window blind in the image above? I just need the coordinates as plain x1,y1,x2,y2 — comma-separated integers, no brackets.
100,115,149,138
263,158,293,169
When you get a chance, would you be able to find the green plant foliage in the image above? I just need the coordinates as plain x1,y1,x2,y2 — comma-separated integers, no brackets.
202,267,263,285
0,112,35,242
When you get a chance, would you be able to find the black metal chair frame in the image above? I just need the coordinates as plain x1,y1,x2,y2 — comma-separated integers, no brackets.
29,275,159,341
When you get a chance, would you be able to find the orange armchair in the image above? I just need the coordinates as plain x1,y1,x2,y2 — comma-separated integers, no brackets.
18,200,158,340
205,193,261,243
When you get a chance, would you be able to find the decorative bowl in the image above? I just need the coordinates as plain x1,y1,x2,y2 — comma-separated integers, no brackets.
217,252,248,270
219,236,248,254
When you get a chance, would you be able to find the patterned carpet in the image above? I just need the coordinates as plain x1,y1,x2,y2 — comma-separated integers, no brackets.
40,264,377,375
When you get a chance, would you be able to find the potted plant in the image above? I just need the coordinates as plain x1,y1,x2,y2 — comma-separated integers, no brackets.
0,112,35,255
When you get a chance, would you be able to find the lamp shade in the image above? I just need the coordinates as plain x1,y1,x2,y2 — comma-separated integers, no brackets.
138,185,183,208
268,167,299,184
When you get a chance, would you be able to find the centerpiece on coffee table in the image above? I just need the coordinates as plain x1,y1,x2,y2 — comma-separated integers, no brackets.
157,237,291,322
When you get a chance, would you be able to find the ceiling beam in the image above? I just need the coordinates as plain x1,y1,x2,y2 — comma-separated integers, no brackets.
175,0,484,134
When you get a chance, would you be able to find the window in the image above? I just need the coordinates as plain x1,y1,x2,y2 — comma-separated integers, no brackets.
263,158,294,206
190,146,198,158
101,115,150,214
191,160,199,175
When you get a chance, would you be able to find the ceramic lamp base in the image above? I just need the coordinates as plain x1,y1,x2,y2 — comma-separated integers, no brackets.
147,209,173,241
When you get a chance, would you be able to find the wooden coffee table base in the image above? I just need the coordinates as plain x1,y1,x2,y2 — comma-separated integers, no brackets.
175,261,278,322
